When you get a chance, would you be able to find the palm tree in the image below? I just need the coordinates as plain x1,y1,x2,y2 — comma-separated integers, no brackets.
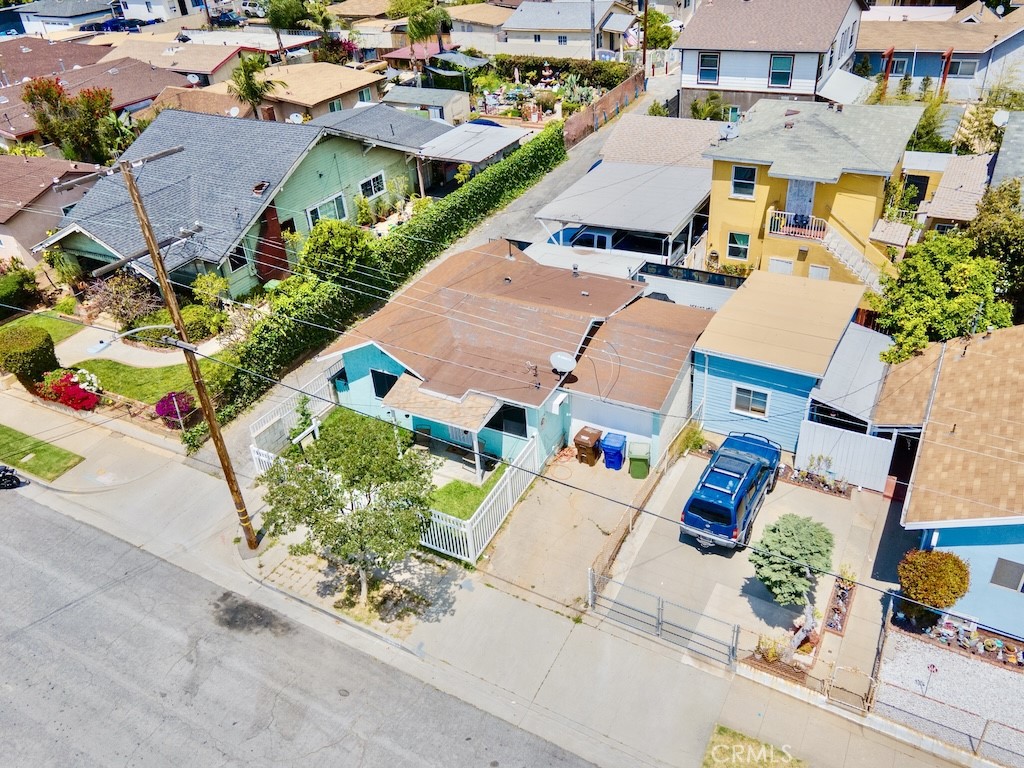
690,91,726,121
407,5,450,84
227,54,284,120
266,0,307,58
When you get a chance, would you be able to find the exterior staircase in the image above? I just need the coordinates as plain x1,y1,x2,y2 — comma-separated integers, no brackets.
822,226,882,293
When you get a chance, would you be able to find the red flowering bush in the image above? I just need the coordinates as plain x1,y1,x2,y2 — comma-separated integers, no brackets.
155,391,195,429
36,368,100,411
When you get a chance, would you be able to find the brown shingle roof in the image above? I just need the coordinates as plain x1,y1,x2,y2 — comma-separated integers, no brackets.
446,3,515,26
857,16,1024,53
0,38,107,82
894,328,1024,526
205,62,384,108
673,0,864,53
320,241,645,408
97,39,243,76
326,0,390,17
600,114,719,168
137,86,255,121
0,58,190,140
0,155,93,224
872,342,942,426
567,298,713,411
924,153,994,222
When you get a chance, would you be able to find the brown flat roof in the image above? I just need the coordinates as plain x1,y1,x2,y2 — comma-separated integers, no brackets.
896,327,1024,527
320,240,645,407
567,298,713,411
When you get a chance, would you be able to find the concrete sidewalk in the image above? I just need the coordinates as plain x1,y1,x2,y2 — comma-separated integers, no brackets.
56,325,224,369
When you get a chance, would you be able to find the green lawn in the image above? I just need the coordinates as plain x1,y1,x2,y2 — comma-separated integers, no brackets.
3,311,84,344
430,463,506,520
0,423,84,481
71,356,225,405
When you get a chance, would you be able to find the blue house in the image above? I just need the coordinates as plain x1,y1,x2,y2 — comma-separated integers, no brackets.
691,271,867,454
316,241,648,479
873,325,1024,640
857,9,1024,102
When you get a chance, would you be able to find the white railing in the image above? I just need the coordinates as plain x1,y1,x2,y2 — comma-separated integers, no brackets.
420,435,542,563
822,227,882,293
249,360,342,451
251,446,280,474
767,210,827,241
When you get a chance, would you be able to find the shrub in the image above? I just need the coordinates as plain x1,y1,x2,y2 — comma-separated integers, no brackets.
492,55,631,90
53,295,78,315
647,101,670,117
35,368,100,411
897,549,970,618
87,272,161,330
191,273,229,309
0,268,39,319
750,514,834,606
535,90,557,113
374,121,567,276
561,101,583,116
155,391,196,429
180,304,226,341
0,324,59,389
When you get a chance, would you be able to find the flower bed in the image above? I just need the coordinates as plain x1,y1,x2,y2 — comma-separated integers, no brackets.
823,581,856,637
35,368,102,411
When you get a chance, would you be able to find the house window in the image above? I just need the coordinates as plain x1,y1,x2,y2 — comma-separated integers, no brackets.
328,99,343,112
769,54,794,88
61,203,76,216
370,369,399,399
808,264,831,281
731,165,756,198
228,244,248,272
359,171,386,199
991,558,1024,592
850,21,857,48
557,35,567,45
733,386,769,418
891,57,909,77
533,34,540,43
828,42,835,68
485,403,528,438
948,58,979,77
697,52,719,84
306,192,346,227
727,232,750,261
935,223,957,234
357,87,372,103
726,104,740,122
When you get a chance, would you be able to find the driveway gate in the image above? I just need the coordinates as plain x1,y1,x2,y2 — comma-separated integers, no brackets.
587,569,738,668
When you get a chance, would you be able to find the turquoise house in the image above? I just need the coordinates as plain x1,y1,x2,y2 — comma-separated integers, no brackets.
36,110,418,298
317,241,648,479
691,271,866,454
875,326,1024,640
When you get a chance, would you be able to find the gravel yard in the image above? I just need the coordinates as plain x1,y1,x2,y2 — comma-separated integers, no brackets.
875,631,1024,766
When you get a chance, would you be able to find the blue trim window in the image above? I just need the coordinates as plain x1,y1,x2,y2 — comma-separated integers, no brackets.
698,52,719,84
733,385,769,418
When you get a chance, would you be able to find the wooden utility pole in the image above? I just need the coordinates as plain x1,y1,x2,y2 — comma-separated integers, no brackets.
119,160,259,550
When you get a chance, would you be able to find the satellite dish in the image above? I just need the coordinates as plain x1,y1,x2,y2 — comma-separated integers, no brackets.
550,351,577,374
288,112,304,124
20,76,30,83
719,122,738,140
993,109,1010,128
72,64,82,70
186,73,200,84
228,106,240,117
997,4,1006,16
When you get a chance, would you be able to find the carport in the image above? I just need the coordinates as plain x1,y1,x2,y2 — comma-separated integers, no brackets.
535,161,711,264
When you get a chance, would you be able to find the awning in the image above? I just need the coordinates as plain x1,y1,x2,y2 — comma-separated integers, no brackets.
382,373,499,432
816,68,873,105
602,12,635,33
810,324,892,421
432,51,489,69
418,122,529,164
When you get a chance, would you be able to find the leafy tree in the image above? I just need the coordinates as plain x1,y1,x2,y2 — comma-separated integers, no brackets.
387,0,428,19
266,0,308,54
643,9,675,50
968,178,1024,320
647,100,669,117
408,5,450,55
690,92,727,121
750,514,834,607
227,54,284,119
299,219,376,281
0,142,46,157
191,272,230,309
872,233,1013,363
22,79,125,163
299,0,336,44
0,325,59,390
898,549,969,619
86,271,162,330
259,408,434,605
907,96,952,153
954,103,1002,153
853,54,872,79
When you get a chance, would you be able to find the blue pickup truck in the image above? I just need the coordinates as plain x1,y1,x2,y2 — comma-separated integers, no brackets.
680,432,782,550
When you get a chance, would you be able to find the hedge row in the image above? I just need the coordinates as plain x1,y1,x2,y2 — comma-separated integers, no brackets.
492,56,633,91
0,324,58,389
0,268,39,320
374,121,567,276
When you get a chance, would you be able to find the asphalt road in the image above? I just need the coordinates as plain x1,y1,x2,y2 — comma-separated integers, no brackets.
0,493,592,768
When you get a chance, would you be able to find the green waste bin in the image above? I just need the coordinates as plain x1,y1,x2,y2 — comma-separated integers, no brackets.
628,441,650,479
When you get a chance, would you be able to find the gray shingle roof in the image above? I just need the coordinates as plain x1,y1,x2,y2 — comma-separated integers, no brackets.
309,103,451,151
704,100,924,183
57,110,322,274
503,1,614,31
991,111,1024,197
924,153,994,222
383,86,463,108
16,0,112,18
673,0,863,53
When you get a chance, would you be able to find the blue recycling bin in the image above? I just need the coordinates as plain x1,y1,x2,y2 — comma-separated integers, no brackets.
600,432,627,470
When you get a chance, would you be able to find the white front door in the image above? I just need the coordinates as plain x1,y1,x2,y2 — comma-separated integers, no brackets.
768,257,794,275
786,179,816,218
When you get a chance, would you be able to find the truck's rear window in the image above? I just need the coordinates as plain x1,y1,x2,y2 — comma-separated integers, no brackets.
688,499,733,526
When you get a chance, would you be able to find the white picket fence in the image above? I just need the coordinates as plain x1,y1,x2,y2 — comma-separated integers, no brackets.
248,361,342,455
421,435,542,563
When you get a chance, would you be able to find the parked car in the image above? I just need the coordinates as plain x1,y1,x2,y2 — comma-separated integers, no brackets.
240,0,266,17
680,432,781,550
211,11,246,26
344,59,387,74
548,225,667,256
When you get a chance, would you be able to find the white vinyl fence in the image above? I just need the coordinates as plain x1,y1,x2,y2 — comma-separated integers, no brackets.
249,362,342,456
420,435,542,563
795,420,895,493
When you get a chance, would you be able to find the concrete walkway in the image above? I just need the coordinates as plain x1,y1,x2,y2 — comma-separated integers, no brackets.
56,325,224,369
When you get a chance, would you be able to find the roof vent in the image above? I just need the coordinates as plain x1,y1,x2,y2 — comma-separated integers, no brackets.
836,104,844,113
504,276,512,283
784,121,794,129
784,109,800,117
252,180,270,196
581,290,589,297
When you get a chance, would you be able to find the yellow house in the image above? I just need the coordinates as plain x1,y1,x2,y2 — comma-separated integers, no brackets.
702,100,923,293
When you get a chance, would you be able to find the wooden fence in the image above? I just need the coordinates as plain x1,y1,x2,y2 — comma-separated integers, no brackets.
563,70,646,149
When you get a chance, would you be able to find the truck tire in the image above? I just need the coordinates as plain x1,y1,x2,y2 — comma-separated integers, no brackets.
768,467,779,493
